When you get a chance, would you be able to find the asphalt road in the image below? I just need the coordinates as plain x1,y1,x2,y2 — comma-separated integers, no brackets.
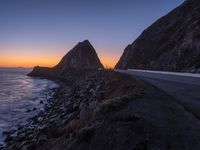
116,69,200,119
116,69,200,149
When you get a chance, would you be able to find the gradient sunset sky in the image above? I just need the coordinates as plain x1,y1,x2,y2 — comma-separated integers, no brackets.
0,0,183,68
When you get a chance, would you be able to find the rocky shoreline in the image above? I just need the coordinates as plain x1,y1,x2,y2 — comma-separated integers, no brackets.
0,87,61,149
2,69,197,150
1,70,143,150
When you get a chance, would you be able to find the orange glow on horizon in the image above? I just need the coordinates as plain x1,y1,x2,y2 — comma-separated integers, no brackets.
98,51,119,69
99,56,118,69
0,56,59,68
0,48,119,69
0,48,61,68
0,55,117,68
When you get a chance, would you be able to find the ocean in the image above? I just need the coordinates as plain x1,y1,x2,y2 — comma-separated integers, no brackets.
0,68,58,144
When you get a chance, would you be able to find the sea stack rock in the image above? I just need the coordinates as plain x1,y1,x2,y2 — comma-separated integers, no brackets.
54,40,103,71
28,40,104,80
115,0,200,72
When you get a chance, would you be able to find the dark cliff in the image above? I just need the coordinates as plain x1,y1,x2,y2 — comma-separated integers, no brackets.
28,40,104,81
115,0,200,72
55,40,103,71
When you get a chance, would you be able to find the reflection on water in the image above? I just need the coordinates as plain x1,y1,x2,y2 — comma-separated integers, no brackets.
0,68,58,144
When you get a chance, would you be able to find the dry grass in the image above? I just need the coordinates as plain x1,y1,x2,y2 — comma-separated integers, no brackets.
94,96,130,114
45,71,144,142
93,71,143,115
60,110,94,139
98,70,143,99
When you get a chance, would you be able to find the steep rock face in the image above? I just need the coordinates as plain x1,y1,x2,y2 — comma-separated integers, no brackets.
115,0,200,72
28,40,104,79
55,40,103,71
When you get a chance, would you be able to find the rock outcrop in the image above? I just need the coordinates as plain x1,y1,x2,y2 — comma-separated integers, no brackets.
55,40,103,71
27,66,55,78
115,0,200,72
28,40,104,80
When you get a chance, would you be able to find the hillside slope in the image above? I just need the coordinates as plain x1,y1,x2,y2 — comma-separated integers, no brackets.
116,0,200,72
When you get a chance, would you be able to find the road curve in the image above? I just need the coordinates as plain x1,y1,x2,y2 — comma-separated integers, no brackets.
116,69,200,119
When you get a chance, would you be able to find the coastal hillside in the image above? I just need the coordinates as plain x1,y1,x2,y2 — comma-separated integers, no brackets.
4,70,200,150
3,71,145,150
115,0,200,72
28,40,104,81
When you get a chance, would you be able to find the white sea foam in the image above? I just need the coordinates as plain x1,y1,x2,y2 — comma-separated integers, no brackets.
0,68,58,144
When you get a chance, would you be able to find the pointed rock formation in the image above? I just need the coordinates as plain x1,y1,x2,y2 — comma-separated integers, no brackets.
115,0,200,72
28,40,104,80
55,40,103,71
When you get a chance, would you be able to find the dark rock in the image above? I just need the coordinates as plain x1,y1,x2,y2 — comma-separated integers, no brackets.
27,66,55,78
95,91,105,100
55,40,104,71
26,109,32,113
2,130,16,136
0,144,3,149
115,0,200,72
26,142,37,150
28,40,104,80
77,126,94,141
79,106,88,119
37,135,47,145
4,136,13,143
88,100,97,110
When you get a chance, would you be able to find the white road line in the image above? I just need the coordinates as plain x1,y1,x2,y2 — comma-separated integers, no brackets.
127,69,200,78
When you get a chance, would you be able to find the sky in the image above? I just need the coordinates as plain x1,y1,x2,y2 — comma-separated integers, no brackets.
0,0,184,68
